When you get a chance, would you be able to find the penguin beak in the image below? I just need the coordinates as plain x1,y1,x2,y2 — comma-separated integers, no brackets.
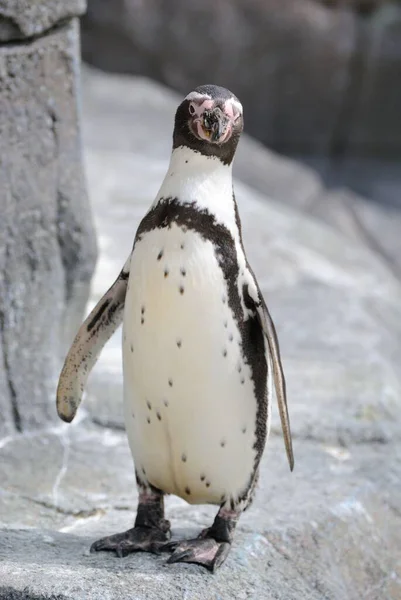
196,107,232,144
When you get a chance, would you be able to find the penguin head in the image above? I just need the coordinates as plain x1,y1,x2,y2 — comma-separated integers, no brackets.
173,85,244,166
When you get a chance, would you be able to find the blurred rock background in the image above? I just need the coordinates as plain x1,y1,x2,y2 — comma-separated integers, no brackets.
81,0,401,207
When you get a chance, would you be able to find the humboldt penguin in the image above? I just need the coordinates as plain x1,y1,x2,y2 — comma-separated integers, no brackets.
57,84,294,572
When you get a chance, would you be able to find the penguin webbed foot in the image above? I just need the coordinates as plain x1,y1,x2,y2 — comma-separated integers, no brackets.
90,524,171,557
162,508,239,572
91,486,171,557
162,537,231,572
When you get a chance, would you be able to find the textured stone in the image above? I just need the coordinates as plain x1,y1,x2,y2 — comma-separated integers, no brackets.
0,22,97,434
0,0,87,41
0,428,400,599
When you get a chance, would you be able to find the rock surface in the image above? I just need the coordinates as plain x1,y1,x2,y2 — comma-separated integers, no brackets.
0,68,400,598
0,19,97,434
0,0,86,41
81,0,401,157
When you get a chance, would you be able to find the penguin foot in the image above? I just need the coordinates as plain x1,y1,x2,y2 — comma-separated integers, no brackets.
162,538,231,572
90,524,171,557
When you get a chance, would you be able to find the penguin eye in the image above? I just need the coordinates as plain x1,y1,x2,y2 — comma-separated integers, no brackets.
188,103,196,116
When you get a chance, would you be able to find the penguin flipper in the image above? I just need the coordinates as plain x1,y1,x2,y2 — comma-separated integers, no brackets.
56,254,132,423
254,294,294,472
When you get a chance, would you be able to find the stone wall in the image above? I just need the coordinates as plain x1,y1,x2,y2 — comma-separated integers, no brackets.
81,0,401,158
0,2,97,435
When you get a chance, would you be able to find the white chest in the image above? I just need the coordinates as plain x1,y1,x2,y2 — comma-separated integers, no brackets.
122,224,259,505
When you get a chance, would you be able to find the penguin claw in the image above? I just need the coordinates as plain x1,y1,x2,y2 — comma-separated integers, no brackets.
90,526,171,557
160,540,180,553
163,538,231,572
166,549,193,564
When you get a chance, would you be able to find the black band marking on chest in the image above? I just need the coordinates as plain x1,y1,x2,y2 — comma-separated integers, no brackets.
135,197,268,490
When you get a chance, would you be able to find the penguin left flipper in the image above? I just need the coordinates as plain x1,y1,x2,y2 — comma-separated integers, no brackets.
257,295,294,471
243,276,294,471
56,254,132,423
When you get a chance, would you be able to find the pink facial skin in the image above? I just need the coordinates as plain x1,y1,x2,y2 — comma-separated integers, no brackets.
188,98,240,144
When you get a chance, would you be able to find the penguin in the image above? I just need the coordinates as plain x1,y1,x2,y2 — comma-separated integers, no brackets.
57,84,294,572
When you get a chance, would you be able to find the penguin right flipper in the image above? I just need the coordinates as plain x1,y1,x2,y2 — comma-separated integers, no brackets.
56,254,132,423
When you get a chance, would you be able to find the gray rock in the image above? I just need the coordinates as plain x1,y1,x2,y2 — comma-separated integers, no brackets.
0,427,400,599
348,3,401,154
318,0,394,13
0,343,14,437
307,187,401,280
0,0,86,41
0,22,97,434
1,68,400,598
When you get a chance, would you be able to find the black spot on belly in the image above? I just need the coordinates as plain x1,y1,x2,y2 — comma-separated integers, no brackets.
224,320,228,328
222,295,226,304
222,349,227,358
242,426,247,434
181,454,187,463
181,243,185,250
130,343,134,353
147,417,151,424
134,197,269,473
241,377,245,385
179,285,184,295
206,481,211,488
147,400,152,410
168,378,173,387
200,474,205,482
163,399,169,407
180,268,186,277
141,317,145,325
176,339,182,348
228,333,234,342
237,364,242,373
164,268,169,278
157,250,163,260
156,411,162,421
142,466,146,475
185,487,191,495
141,306,145,315
220,439,226,448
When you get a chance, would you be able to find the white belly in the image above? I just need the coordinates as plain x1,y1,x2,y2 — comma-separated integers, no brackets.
122,224,258,505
